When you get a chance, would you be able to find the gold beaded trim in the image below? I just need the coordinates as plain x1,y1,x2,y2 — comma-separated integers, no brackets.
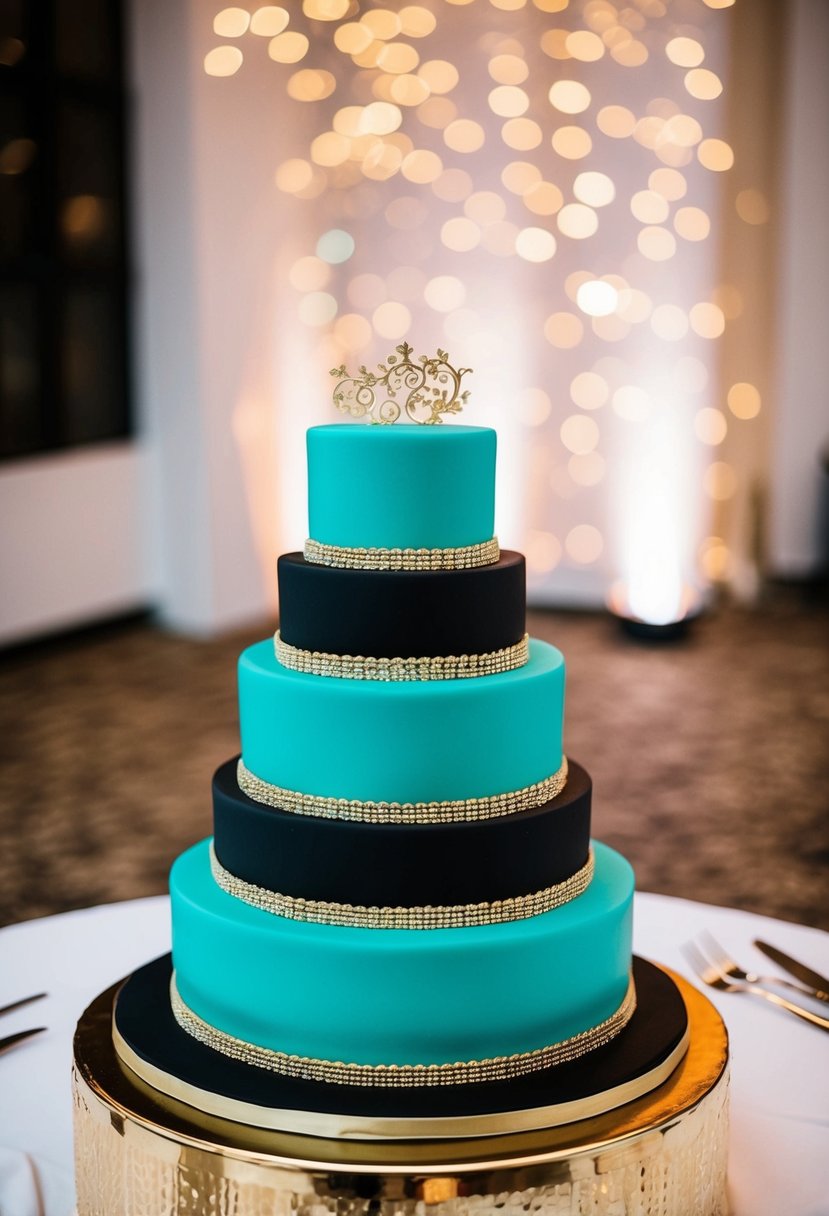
237,756,569,825
170,973,636,1088
274,631,530,682
304,536,500,572
210,843,594,929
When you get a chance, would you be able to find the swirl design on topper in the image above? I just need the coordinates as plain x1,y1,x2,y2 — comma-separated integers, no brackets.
331,342,471,425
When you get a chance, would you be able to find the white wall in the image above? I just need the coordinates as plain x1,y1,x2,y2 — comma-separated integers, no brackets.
769,0,829,577
0,445,150,644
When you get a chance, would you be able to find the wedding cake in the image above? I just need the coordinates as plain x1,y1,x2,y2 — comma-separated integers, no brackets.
108,348,696,1135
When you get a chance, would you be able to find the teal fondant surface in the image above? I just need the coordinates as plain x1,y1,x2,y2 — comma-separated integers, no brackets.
306,425,496,549
239,637,565,803
171,839,633,1067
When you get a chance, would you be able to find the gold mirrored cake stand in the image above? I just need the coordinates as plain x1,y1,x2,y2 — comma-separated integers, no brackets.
73,967,729,1216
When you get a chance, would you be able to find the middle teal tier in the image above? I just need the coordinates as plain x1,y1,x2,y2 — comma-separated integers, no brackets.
239,637,565,804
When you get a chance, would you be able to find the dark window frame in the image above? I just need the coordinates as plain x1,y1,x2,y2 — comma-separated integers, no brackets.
0,0,132,461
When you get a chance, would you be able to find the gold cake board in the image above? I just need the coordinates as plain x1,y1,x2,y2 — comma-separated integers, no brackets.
72,967,730,1216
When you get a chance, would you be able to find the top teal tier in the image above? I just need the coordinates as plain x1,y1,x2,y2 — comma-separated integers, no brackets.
306,425,496,550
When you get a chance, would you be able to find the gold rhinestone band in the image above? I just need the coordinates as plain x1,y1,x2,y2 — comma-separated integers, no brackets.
274,631,530,682
210,843,594,929
237,756,569,825
304,536,500,572
170,973,636,1088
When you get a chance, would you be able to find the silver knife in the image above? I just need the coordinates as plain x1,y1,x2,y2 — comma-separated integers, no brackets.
753,940,829,1003
0,1026,46,1056
0,992,47,1019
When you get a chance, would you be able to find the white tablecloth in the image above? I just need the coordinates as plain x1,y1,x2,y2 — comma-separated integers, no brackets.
0,892,827,1216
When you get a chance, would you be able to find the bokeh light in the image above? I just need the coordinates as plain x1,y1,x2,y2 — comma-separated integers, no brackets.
424,275,466,311
441,217,481,251
298,291,338,326
689,302,726,338
526,530,562,573
204,46,243,76
561,415,600,454
489,86,530,117
697,138,734,171
316,228,355,263
372,301,412,338
631,190,669,224
289,256,330,292
250,7,289,36
557,203,598,238
576,280,618,316
704,461,737,500
565,524,604,563
666,37,705,67
489,54,529,84
650,303,689,340
727,382,762,419
516,227,557,262
596,105,636,138
548,81,592,114
570,371,609,410
268,32,309,63
552,126,593,159
638,226,677,260
288,70,337,101
694,407,728,445
544,312,584,348
214,8,250,36
568,452,606,485
523,182,564,215
502,118,543,150
418,60,459,93
674,206,711,240
685,68,723,99
574,171,615,206
444,119,486,153
735,189,770,225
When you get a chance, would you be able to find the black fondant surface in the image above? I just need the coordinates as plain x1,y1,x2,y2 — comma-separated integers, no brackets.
213,759,592,906
277,551,526,658
115,955,687,1119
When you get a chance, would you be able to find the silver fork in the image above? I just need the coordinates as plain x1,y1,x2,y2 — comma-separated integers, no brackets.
683,941,829,1032
699,931,826,1003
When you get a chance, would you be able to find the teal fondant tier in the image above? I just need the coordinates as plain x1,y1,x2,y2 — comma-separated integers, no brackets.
239,637,564,803
306,425,496,550
171,839,634,1067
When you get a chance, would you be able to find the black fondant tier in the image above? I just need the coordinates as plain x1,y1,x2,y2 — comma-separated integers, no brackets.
212,758,592,907
277,550,526,658
113,954,688,1125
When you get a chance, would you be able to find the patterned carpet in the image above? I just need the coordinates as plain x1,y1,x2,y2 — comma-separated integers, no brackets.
1,590,827,930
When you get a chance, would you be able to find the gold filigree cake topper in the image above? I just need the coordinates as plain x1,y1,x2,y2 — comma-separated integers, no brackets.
330,343,471,425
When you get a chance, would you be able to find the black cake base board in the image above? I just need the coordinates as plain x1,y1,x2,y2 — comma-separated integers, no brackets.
111,953,689,1140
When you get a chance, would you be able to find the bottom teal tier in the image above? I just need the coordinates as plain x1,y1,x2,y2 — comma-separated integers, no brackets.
170,840,634,1070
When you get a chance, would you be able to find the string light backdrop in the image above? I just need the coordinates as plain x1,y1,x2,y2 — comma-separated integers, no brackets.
203,0,766,619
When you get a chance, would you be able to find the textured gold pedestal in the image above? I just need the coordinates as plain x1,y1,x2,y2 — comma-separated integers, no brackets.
73,969,729,1216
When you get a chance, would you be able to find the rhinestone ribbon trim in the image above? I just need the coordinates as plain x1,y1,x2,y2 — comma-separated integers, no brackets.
210,843,594,929
274,631,530,682
170,973,636,1088
237,756,569,825
304,536,500,572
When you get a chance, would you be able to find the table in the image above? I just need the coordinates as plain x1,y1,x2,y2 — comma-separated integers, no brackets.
1,893,827,1216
